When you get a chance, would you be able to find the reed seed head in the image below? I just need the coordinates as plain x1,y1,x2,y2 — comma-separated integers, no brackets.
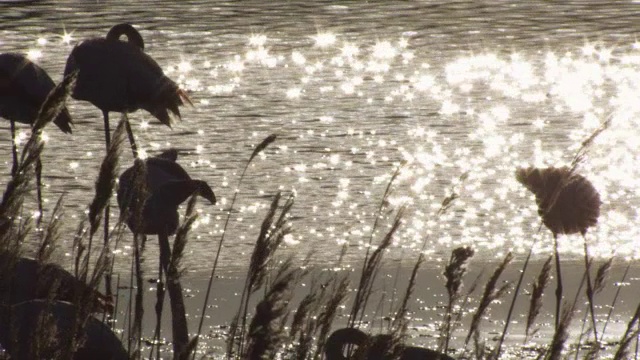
515,166,601,236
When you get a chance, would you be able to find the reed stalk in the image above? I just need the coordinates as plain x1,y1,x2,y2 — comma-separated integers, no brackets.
231,192,294,356
525,256,552,343
582,236,599,343
348,166,402,328
439,246,474,354
544,304,575,360
194,134,277,358
612,300,640,360
465,252,512,346
245,259,298,360
601,262,629,339
36,195,64,263
312,274,349,360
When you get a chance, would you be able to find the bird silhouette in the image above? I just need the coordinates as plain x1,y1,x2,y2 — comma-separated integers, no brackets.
325,328,455,360
117,149,214,355
0,300,127,360
0,53,73,220
117,148,215,235
64,23,191,155
0,53,73,175
0,252,112,313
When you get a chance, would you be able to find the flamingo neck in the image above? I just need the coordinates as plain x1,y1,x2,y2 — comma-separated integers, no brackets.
106,23,145,50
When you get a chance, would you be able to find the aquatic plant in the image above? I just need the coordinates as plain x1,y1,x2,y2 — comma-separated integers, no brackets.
516,166,601,341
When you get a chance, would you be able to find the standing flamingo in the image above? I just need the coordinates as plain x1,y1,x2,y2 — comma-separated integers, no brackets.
0,52,73,218
63,23,191,156
65,23,191,301
117,148,214,356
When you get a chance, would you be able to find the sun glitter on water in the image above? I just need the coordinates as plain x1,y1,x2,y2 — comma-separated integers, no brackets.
24,27,640,263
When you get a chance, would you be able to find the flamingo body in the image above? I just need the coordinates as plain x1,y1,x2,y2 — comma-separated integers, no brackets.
0,53,73,132
64,23,188,128
117,149,215,235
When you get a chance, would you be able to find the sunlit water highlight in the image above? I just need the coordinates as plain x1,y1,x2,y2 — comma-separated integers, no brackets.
1,1,640,275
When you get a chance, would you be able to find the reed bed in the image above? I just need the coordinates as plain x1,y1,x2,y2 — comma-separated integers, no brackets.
1,83,639,360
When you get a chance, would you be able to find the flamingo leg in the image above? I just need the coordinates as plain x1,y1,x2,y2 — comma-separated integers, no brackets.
158,228,189,357
150,253,165,359
102,109,113,300
123,114,138,159
35,157,43,227
553,234,562,331
103,110,111,148
10,120,18,177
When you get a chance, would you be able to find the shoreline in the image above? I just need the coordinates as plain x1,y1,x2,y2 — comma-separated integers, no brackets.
108,258,640,358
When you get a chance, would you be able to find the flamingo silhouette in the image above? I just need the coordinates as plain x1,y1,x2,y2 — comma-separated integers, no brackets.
0,300,127,360
117,148,214,355
0,253,112,313
325,328,455,360
0,53,73,219
117,148,215,235
64,23,191,155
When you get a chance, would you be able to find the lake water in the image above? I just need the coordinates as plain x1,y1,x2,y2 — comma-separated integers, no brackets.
2,2,640,357
2,0,640,273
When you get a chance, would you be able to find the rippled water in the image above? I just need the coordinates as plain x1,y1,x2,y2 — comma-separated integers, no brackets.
2,1,640,275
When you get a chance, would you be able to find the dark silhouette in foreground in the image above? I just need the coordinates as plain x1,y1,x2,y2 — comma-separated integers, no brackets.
0,300,127,360
0,253,112,313
64,23,191,154
326,328,455,360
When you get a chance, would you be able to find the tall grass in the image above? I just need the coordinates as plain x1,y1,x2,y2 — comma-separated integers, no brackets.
193,134,277,357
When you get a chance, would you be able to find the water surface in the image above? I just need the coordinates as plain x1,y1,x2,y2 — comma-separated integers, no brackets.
1,0,640,273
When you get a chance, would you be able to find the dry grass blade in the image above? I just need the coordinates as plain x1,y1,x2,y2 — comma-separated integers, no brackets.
439,246,474,353
350,206,405,327
36,195,65,263
593,257,613,294
601,263,631,340
289,291,318,339
393,253,424,330
465,252,513,345
88,118,125,237
249,133,277,163
171,194,199,272
313,274,349,360
444,247,475,302
195,134,279,360
288,276,325,359
245,259,297,360
0,130,42,241
226,314,240,358
526,256,552,341
233,192,294,356
247,192,294,294
613,300,640,360
544,304,574,360
32,70,77,133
